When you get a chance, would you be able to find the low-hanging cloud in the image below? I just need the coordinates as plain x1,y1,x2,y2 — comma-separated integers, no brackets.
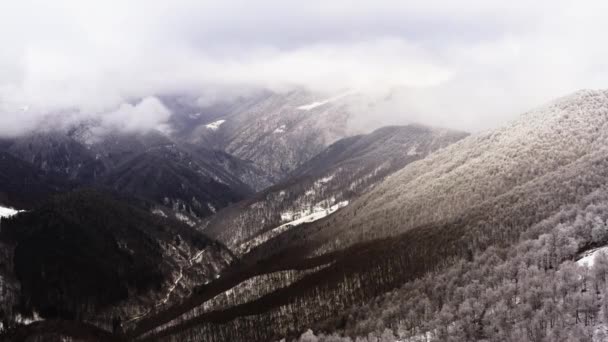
97,97,172,134
1,0,608,136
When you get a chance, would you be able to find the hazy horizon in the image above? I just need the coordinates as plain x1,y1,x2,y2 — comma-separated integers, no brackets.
2,1,608,135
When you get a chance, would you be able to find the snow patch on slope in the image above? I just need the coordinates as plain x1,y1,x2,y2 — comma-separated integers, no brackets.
15,311,43,325
175,212,196,227
273,125,286,133
152,208,168,218
297,92,353,111
317,175,334,184
239,200,349,254
406,145,420,156
0,206,22,218
578,247,608,268
205,120,226,131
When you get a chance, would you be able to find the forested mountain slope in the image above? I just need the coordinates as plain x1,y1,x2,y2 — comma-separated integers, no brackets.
307,184,608,341
0,152,73,208
99,144,254,219
204,124,467,253
7,131,106,183
0,129,268,220
13,90,608,342
186,90,359,182
0,190,234,331
130,89,608,342
302,89,608,252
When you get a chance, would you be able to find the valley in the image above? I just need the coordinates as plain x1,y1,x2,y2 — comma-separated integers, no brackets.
2,88,608,342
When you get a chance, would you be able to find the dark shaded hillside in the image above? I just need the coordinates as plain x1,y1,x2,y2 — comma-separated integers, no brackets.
84,130,175,171
7,132,106,183
190,147,273,192
0,129,268,220
0,190,230,321
100,145,253,219
0,152,73,208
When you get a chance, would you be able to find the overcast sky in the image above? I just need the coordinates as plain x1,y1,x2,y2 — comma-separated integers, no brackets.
1,0,608,135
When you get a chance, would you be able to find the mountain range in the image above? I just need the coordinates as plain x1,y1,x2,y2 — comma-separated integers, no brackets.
3,89,608,342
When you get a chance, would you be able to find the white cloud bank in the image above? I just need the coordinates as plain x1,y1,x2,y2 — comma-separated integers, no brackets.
1,0,608,135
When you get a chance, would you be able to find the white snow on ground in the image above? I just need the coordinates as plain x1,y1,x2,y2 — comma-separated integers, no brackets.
175,213,196,227
406,145,420,156
398,330,436,342
205,119,226,130
595,324,608,342
578,247,608,267
300,174,336,198
273,124,286,133
152,208,168,218
296,91,353,111
0,206,22,218
159,269,183,305
15,311,43,325
317,175,334,184
280,212,294,221
280,194,337,223
239,201,349,254
278,201,348,229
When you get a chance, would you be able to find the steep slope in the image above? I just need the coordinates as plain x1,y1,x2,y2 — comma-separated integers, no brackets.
189,146,273,192
14,90,608,342
223,89,608,339
0,152,72,208
294,89,608,252
162,93,269,145
1,89,363,197
131,89,608,342
0,128,268,219
6,132,106,183
100,144,254,220
187,90,358,182
80,129,272,192
0,190,234,324
81,130,175,170
204,124,467,253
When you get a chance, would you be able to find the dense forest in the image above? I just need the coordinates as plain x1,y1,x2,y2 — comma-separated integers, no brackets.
204,125,467,253
124,91,608,341
0,190,234,336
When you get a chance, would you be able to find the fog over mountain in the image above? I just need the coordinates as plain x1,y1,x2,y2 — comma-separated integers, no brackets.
5,2,608,342
3,1,608,135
